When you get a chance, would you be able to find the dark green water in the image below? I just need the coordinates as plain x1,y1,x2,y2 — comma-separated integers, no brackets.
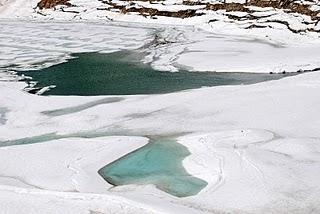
18,51,294,96
98,138,208,197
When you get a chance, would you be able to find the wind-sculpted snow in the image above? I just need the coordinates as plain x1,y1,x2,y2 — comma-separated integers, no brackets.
179,130,320,213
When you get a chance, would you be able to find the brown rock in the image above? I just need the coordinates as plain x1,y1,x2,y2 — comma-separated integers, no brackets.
37,0,72,9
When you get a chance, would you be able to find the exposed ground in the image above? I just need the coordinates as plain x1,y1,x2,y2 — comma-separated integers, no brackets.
34,0,320,33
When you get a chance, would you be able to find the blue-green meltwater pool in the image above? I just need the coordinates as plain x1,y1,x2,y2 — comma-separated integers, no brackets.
98,138,208,197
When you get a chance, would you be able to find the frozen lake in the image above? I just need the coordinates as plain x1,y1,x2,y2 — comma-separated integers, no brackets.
1,19,320,214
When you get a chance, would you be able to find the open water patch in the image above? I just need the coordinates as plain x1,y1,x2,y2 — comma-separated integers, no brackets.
98,138,208,197
17,51,295,96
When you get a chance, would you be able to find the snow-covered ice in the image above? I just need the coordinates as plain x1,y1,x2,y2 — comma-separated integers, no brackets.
1,20,320,74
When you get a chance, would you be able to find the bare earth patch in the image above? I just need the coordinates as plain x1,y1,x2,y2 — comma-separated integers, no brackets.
36,0,320,33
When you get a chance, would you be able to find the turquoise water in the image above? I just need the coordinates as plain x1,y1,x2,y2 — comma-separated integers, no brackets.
18,51,294,96
98,138,208,197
